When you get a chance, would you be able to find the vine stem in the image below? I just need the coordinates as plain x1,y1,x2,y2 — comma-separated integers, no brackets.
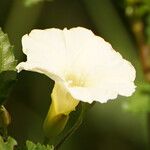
54,102,95,150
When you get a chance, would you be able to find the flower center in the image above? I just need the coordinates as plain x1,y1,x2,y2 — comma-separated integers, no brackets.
65,73,87,87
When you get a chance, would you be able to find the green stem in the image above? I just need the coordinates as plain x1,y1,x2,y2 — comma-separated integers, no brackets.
54,102,95,150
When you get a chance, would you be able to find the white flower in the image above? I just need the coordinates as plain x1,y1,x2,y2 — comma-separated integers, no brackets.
16,27,136,113
16,27,136,137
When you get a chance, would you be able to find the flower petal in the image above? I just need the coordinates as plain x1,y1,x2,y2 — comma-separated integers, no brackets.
67,82,135,104
16,62,64,82
51,83,79,115
61,27,136,103
17,28,68,81
17,27,136,104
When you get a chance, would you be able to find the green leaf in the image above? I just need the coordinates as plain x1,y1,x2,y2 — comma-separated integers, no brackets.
0,28,17,73
0,136,54,150
0,136,17,150
26,141,54,150
0,28,17,105
122,82,150,113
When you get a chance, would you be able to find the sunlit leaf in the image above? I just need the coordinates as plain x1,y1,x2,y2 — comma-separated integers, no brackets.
0,136,17,150
0,28,17,105
0,28,17,73
26,141,54,150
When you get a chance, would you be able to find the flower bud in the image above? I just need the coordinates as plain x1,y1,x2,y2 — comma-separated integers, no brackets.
0,106,11,128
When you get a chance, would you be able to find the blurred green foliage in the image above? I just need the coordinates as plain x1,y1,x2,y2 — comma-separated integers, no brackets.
23,0,52,7
123,83,150,113
125,0,150,17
